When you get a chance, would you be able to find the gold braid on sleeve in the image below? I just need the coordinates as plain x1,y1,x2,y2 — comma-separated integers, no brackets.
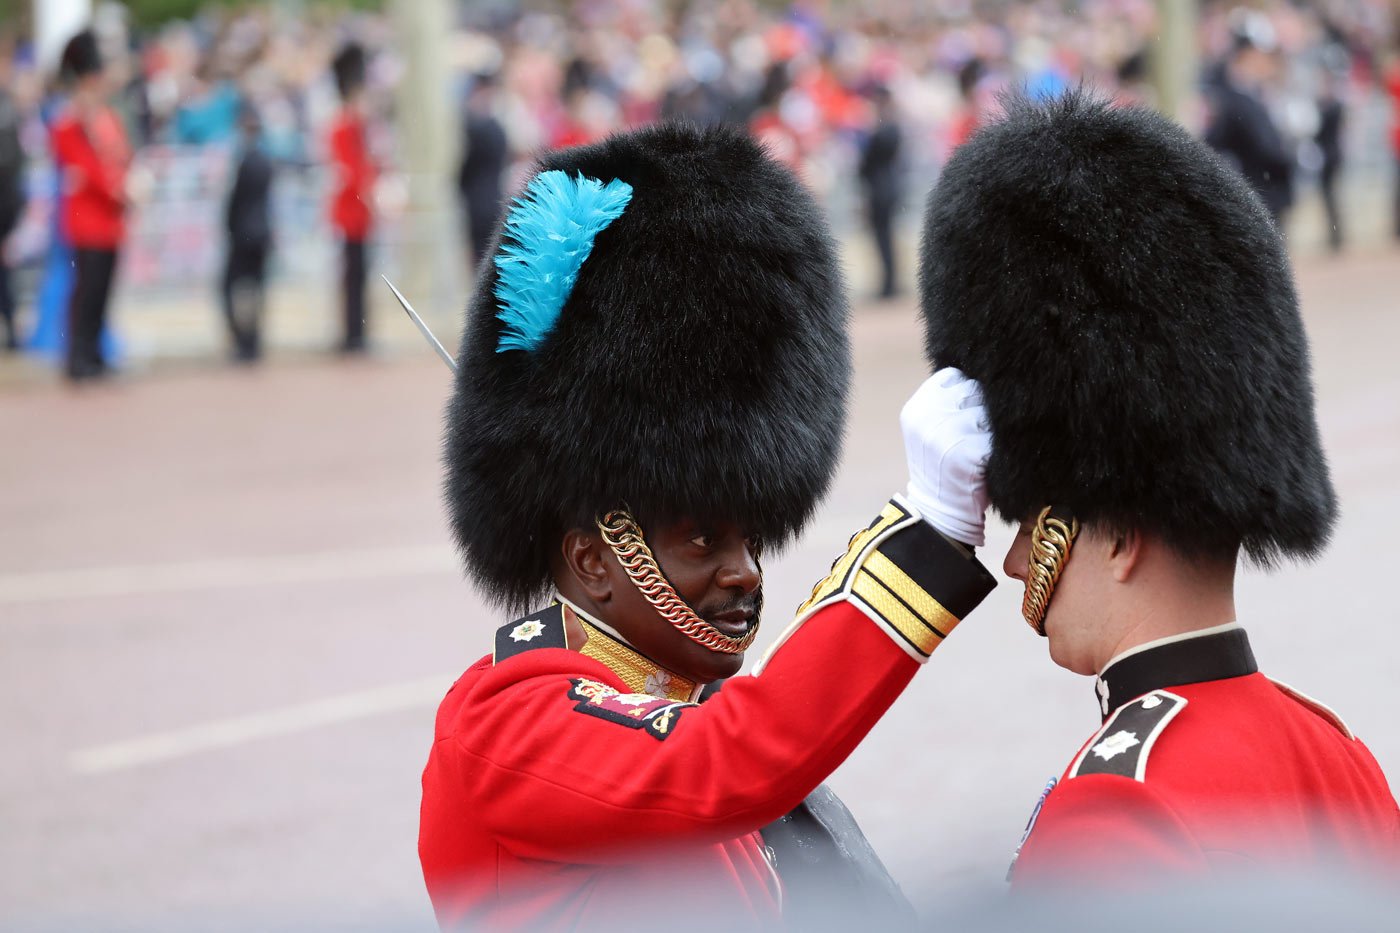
596,510,759,654
1022,506,1080,637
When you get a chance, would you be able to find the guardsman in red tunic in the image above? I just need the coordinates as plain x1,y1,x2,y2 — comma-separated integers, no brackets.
51,29,129,381
327,42,375,353
915,90,1400,886
418,123,1000,929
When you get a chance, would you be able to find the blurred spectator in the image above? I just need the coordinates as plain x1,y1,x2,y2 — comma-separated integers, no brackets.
749,62,801,171
327,42,375,354
858,85,902,300
221,103,273,362
458,73,509,272
1205,20,1295,225
0,38,25,351
1115,49,1153,107
1387,47,1400,240
0,0,1391,377
1315,71,1346,253
948,59,985,151
173,63,240,146
51,29,130,381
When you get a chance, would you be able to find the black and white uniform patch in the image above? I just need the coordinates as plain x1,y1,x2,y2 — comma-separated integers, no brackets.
493,605,568,664
1069,690,1187,782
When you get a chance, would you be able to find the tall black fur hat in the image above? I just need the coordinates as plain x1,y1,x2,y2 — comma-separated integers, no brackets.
918,91,1335,565
445,122,849,610
331,42,366,99
60,29,102,82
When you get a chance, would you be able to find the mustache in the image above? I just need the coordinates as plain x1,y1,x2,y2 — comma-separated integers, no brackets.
698,588,764,623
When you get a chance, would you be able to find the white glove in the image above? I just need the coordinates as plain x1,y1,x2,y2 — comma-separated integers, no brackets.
899,368,993,546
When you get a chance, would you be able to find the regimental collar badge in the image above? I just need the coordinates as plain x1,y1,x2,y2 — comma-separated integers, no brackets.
1071,690,1186,782
492,606,569,664
1090,730,1140,762
493,598,702,703
509,619,545,643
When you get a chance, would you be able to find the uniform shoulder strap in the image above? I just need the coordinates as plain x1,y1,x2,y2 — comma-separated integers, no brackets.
1269,678,1354,739
493,604,568,664
1070,690,1187,782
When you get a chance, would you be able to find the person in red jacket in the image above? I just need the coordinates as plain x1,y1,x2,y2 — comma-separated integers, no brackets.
420,123,999,930
50,29,129,381
917,90,1400,888
327,42,375,353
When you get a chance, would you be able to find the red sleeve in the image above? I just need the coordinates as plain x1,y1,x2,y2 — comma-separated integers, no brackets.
1010,775,1210,887
447,601,913,862
52,119,124,208
426,497,996,864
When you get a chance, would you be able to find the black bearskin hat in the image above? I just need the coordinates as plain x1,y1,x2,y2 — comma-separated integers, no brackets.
331,42,367,100
60,29,102,82
918,91,1335,565
445,122,850,610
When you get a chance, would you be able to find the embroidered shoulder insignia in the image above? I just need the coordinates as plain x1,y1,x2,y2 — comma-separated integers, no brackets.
566,677,693,741
1006,776,1058,881
1070,690,1186,781
493,605,567,664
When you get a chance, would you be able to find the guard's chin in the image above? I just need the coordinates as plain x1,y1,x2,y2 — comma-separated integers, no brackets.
694,648,746,682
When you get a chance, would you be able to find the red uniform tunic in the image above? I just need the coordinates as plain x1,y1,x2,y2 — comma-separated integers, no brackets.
326,109,375,242
50,106,129,249
419,498,996,929
1010,625,1400,886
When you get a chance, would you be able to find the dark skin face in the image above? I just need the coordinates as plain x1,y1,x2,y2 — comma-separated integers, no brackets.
553,518,763,684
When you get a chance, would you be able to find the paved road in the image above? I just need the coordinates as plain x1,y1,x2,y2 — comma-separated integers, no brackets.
1,250,1397,930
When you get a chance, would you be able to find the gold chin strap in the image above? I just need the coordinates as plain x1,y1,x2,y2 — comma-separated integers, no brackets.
1023,506,1080,637
596,510,759,654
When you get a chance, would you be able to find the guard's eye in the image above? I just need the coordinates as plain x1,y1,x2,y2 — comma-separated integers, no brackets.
689,534,714,549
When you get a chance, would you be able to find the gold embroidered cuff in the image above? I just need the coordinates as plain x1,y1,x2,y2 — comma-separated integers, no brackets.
782,496,997,663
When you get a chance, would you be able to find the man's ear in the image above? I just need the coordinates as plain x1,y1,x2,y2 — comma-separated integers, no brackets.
1107,527,1143,584
560,529,613,603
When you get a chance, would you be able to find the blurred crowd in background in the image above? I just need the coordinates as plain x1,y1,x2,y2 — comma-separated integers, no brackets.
1,0,1398,379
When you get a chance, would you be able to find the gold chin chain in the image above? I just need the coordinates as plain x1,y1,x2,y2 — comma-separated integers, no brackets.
1023,506,1080,637
596,511,759,655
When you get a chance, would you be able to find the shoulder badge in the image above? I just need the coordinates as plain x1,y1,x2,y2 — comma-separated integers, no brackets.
1006,776,1058,881
493,605,568,664
566,678,693,740
1070,690,1186,781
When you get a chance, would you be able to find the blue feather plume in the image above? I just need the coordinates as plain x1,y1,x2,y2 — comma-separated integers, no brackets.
493,170,633,353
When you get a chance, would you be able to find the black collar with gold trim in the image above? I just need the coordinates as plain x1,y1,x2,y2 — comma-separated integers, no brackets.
492,600,701,703
1093,623,1257,720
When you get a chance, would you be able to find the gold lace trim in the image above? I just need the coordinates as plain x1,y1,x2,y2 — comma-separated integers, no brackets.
577,618,700,703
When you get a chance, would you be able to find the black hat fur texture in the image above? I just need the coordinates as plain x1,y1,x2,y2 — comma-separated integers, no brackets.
918,90,1335,565
445,122,850,611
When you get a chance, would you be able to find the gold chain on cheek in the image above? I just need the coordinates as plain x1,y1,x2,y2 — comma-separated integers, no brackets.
1022,506,1080,637
596,511,759,654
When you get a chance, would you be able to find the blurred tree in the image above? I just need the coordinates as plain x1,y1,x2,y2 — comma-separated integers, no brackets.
122,0,384,29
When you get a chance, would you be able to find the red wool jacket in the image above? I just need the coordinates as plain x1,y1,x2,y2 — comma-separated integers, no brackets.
1009,626,1400,886
419,498,996,930
51,106,129,249
327,110,375,241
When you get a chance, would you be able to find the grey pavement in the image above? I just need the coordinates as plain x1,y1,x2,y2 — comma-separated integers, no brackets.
0,248,1397,930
